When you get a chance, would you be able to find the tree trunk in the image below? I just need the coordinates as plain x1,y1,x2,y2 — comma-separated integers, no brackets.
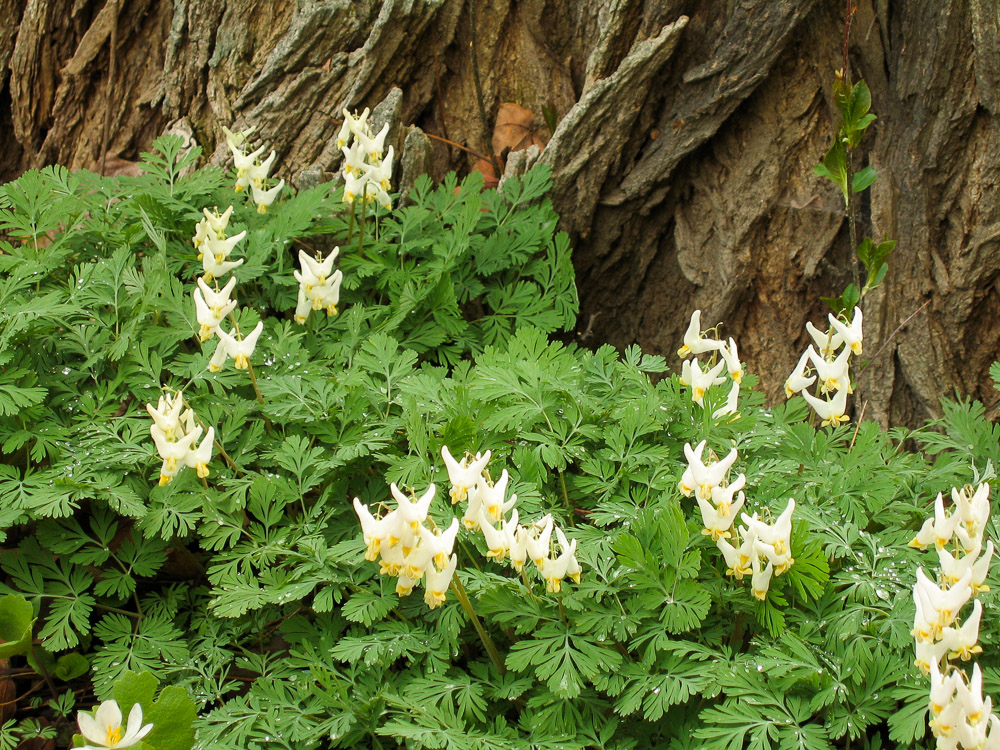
2,0,998,428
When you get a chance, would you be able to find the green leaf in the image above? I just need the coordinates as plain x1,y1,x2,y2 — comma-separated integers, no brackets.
0,594,34,657
851,166,877,193
53,652,90,681
113,671,196,750
814,141,848,202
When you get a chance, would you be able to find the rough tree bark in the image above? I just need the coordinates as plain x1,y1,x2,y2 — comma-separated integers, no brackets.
2,0,998,427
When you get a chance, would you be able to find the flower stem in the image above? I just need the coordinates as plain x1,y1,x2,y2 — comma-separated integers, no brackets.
450,574,505,675
358,198,367,258
246,362,264,404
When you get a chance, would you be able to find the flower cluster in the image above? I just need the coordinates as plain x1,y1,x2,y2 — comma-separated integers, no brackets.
677,310,742,419
294,247,344,324
442,447,581,593
353,483,459,609
339,108,394,208
910,483,998,749
680,441,795,600
910,483,994,671
190,207,264,372
223,124,285,213
146,390,214,486
785,306,863,426
76,699,153,750
192,206,245,283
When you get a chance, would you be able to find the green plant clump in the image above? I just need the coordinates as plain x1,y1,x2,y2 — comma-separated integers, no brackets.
0,134,997,750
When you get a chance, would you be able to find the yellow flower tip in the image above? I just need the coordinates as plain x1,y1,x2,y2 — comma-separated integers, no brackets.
752,588,768,601
208,362,223,373
311,297,323,311
678,482,692,497
197,252,204,260
512,560,525,573
325,304,338,316
434,552,447,570
404,565,423,580
196,464,210,479
344,192,355,202
487,548,507,563
975,583,991,593
106,726,124,746
395,582,414,597
158,474,173,487
425,590,447,608
256,203,267,214
546,577,562,593
199,326,214,342
234,355,249,370
677,345,691,358
294,315,307,325
852,342,863,355
451,487,467,504
570,572,581,584
379,560,399,576
907,537,924,549
364,548,379,563
234,184,244,193
693,387,705,402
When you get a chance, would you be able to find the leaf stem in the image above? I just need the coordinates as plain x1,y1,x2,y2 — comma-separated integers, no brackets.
450,574,506,675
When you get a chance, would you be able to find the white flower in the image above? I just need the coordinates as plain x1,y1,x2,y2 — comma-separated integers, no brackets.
478,510,509,562
526,514,554,568
805,320,843,358
750,559,774,600
784,349,817,398
914,567,973,632
215,321,264,370
476,469,517,523
942,598,983,661
298,248,339,287
696,492,743,541
183,426,215,478
77,700,153,749
252,179,285,213
909,492,960,550
441,447,491,503
419,519,460,570
687,358,727,405
150,425,201,486
679,441,738,501
193,286,237,342
200,253,244,283
423,553,457,609
677,310,723,358
390,483,436,533
716,533,754,580
828,306,863,355
712,379,740,419
145,393,184,441
800,385,849,427
353,498,398,561
248,150,276,189
339,108,371,148
222,124,256,152
232,144,265,181
540,529,577,593
807,344,852,395
201,205,234,238
719,337,742,383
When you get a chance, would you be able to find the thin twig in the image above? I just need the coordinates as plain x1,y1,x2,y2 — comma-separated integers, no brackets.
865,299,932,365
849,399,868,451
